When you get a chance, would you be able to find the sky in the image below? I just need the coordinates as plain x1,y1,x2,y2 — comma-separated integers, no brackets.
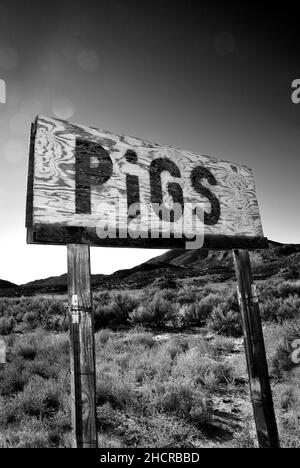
0,0,299,284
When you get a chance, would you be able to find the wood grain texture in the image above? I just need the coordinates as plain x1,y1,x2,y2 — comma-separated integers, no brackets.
67,244,97,448
25,119,37,228
28,224,268,250
27,115,266,249
233,249,280,448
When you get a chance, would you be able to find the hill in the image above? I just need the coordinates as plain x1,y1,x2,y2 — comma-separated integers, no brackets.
0,279,18,290
0,240,299,296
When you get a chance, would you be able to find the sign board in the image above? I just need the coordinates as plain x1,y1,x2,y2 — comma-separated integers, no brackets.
26,115,267,250
25,116,278,449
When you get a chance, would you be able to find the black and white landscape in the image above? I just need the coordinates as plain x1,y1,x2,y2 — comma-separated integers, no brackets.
0,1,300,450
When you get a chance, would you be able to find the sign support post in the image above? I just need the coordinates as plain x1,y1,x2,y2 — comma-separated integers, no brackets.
67,244,98,448
233,249,280,448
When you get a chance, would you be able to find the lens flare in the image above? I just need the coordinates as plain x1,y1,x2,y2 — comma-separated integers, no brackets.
77,49,99,72
213,33,236,55
3,140,25,163
0,45,19,70
52,97,75,120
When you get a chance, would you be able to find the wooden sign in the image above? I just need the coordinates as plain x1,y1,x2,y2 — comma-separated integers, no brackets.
26,115,267,249
25,116,279,449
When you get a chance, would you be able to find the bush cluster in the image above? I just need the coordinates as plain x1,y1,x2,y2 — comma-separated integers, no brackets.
0,297,68,334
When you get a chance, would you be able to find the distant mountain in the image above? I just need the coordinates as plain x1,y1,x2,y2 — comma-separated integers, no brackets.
0,279,18,290
0,240,299,296
145,240,290,271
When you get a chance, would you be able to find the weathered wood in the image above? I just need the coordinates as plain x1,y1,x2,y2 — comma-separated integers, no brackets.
67,244,97,448
28,224,268,250
27,115,266,249
25,120,37,228
233,249,280,448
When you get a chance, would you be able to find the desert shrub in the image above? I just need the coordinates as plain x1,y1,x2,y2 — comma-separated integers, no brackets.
97,402,116,431
13,330,69,362
18,429,49,448
1,331,69,390
208,304,242,337
163,336,189,359
260,297,280,322
126,331,155,348
0,316,16,335
129,306,151,327
212,335,237,354
278,395,300,449
159,289,178,303
0,400,20,426
176,289,239,329
281,268,299,281
173,347,236,390
261,295,300,323
23,311,37,327
0,418,50,448
39,300,68,331
279,385,297,411
224,290,239,312
258,281,281,301
269,340,294,380
96,375,135,408
198,293,221,317
157,382,192,414
112,292,140,323
28,359,59,379
176,289,199,306
17,376,64,418
46,407,71,446
284,319,300,341
277,280,300,298
94,302,118,329
94,291,112,306
131,347,173,386
0,358,31,395
0,297,68,332
155,275,178,290
15,342,36,360
154,381,211,425
178,303,205,327
94,292,138,329
97,328,114,345
129,293,175,328
233,420,257,448
98,434,122,448
200,285,217,296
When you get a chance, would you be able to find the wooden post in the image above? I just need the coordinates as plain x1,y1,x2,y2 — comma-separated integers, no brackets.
67,244,98,448
233,249,280,448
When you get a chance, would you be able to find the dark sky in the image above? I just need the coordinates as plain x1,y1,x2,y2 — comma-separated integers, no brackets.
0,0,299,283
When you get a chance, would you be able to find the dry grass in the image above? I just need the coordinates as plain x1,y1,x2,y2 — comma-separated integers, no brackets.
0,277,300,447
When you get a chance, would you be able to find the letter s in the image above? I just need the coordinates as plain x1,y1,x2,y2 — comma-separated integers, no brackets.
291,79,300,104
190,166,220,225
